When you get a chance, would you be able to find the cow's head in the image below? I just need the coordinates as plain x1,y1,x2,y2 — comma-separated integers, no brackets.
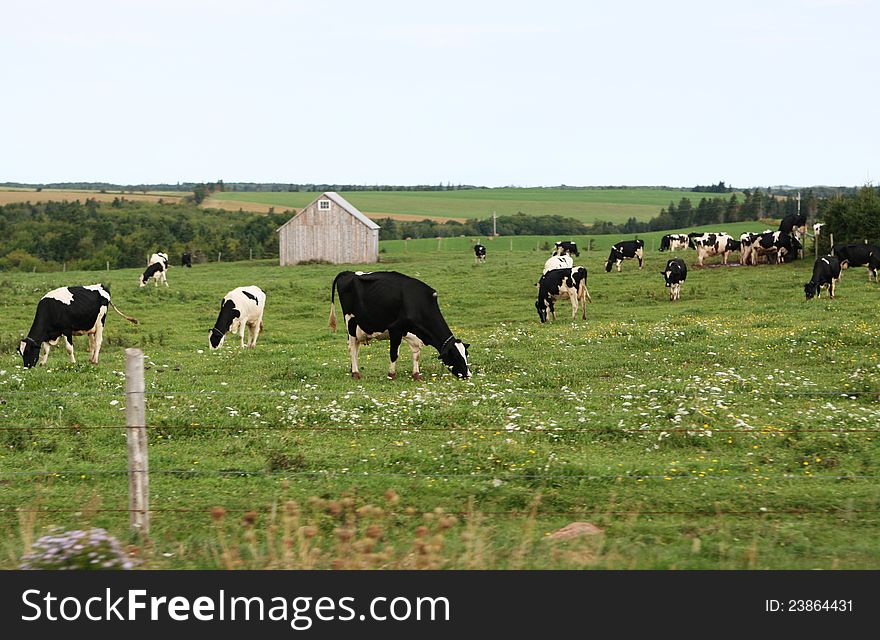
604,248,620,272
19,337,40,368
660,269,673,287
439,338,471,378
208,327,226,349
804,281,819,300
535,295,552,323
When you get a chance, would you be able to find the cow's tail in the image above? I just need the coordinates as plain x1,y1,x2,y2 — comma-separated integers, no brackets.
578,268,591,303
110,301,139,325
328,272,344,332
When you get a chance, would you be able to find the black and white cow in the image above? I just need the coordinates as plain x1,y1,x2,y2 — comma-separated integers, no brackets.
140,252,169,288
687,232,739,266
660,257,687,302
542,253,574,274
604,239,644,272
659,234,689,252
553,241,580,257
19,284,138,368
831,243,880,281
328,271,470,380
779,212,808,236
752,231,802,265
208,286,266,349
474,243,487,264
804,256,841,300
182,252,193,268
535,267,591,323
739,231,766,266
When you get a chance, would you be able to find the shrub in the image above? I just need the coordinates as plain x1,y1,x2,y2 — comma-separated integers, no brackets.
20,528,134,570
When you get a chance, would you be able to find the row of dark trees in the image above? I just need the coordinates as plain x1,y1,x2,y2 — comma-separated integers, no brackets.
821,186,880,251
0,199,287,272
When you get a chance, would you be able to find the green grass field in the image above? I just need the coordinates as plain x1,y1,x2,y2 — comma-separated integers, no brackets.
210,188,725,224
1,228,878,569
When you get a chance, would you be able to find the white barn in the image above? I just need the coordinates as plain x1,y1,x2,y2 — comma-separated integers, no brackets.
276,191,380,265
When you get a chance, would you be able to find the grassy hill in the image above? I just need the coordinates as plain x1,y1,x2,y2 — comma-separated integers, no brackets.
208,187,729,224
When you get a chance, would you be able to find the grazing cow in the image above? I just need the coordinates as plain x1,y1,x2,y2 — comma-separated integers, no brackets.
779,212,808,236
19,284,138,368
474,243,487,264
832,243,880,281
659,234,689,252
661,257,688,302
328,271,471,380
208,286,266,350
543,254,574,274
753,231,802,265
604,239,644,272
804,256,841,300
140,252,169,288
687,232,738,266
535,267,591,323
739,232,764,266
553,241,580,257
182,252,193,268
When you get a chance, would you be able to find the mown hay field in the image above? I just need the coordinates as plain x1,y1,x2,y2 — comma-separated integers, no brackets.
207,187,723,224
1,231,878,569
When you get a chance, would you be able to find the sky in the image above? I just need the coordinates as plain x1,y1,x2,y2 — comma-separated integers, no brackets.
1,0,877,188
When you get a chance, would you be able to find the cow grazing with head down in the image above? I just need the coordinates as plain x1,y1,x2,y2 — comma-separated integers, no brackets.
804,256,841,300
140,252,169,288
535,267,591,322
474,244,487,264
661,257,687,301
739,232,765,266
328,271,471,380
753,231,801,265
659,234,689,252
553,241,580,257
687,232,738,266
831,243,880,282
208,286,266,350
604,240,644,272
182,252,193,268
19,284,138,368
542,254,573,274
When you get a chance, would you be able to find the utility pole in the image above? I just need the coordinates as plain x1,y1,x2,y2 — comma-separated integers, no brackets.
492,211,497,237
797,191,804,259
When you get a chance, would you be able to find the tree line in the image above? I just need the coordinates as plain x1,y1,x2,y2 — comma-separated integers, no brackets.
0,199,288,272
820,186,880,252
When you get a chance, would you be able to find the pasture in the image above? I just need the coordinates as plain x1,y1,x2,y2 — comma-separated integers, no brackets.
1,233,879,569
207,187,724,224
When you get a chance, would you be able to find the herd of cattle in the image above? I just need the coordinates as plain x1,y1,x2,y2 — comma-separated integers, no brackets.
15,212,880,380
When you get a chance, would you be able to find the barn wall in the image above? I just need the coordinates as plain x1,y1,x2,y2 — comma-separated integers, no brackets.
278,200,378,265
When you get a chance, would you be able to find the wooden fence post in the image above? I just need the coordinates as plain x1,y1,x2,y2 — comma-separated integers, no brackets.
125,348,150,536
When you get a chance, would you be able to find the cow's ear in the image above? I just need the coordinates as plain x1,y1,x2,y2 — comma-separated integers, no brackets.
463,343,470,349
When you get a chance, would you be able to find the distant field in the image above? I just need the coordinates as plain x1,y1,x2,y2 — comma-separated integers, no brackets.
0,189,183,206
207,188,727,224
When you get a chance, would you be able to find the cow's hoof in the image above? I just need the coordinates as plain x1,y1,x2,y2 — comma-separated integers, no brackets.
387,372,397,380
351,372,361,380
412,373,424,381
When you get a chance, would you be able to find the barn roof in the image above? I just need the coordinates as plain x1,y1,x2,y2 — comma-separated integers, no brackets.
276,191,380,232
